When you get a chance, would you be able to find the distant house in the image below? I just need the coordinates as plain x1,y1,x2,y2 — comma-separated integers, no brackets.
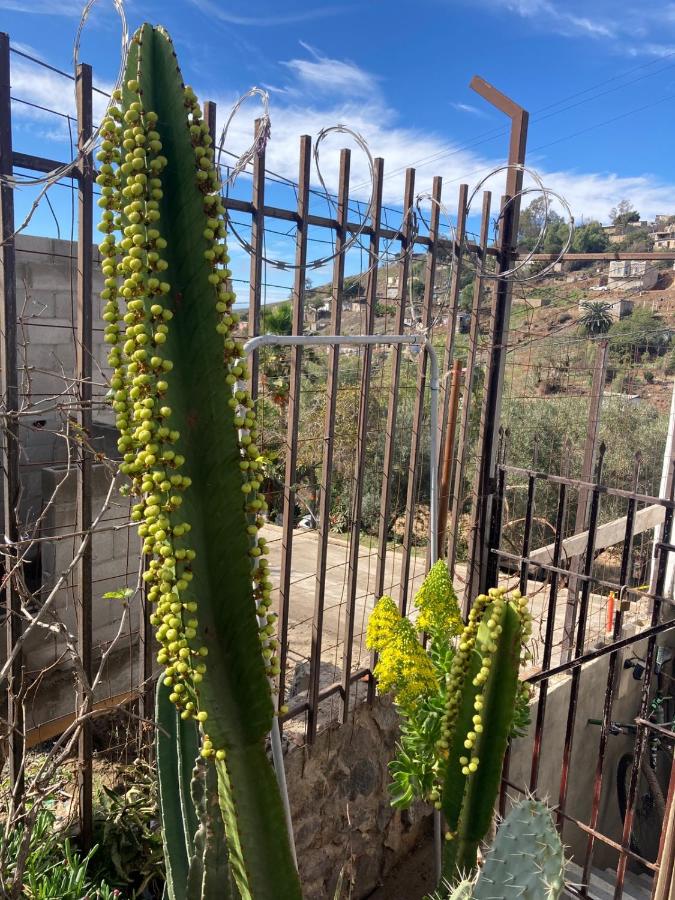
650,222,675,250
606,260,658,291
386,274,399,299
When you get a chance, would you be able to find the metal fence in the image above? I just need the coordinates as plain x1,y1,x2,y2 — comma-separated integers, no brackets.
1,30,675,900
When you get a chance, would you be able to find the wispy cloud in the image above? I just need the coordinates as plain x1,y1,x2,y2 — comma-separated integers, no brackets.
451,102,487,117
0,0,83,13
187,0,347,27
209,51,675,224
282,49,379,99
480,0,617,40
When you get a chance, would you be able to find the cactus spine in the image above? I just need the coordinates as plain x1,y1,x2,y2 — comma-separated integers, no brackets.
473,799,565,900
96,23,300,899
444,799,566,899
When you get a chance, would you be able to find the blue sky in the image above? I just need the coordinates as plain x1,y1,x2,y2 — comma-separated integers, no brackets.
4,0,675,299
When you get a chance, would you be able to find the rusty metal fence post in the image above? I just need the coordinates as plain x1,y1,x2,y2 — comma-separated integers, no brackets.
0,31,23,807
75,60,94,849
466,78,528,605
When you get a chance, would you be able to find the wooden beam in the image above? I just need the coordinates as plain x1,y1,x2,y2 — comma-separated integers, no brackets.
528,502,666,568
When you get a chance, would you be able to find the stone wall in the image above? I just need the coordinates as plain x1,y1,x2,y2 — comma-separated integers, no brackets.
285,697,431,899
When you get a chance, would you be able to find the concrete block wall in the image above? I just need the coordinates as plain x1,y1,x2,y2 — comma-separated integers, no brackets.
5,237,138,714
13,234,113,522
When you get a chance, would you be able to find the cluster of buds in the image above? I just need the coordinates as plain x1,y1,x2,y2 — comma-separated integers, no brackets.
97,27,280,761
431,586,531,825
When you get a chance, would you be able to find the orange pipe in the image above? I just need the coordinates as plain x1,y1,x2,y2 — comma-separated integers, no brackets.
606,590,615,634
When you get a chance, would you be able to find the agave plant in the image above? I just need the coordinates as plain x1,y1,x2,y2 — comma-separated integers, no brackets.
96,23,300,900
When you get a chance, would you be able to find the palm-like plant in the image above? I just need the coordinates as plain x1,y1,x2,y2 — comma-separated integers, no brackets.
579,300,614,335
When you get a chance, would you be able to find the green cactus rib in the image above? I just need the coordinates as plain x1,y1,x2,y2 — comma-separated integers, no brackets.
157,682,200,899
439,588,530,880
473,799,565,900
187,758,237,900
96,23,300,899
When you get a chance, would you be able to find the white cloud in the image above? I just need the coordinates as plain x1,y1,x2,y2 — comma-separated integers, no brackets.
210,50,675,227
452,102,487,117
10,58,111,142
482,0,617,40
187,0,347,27
281,51,379,99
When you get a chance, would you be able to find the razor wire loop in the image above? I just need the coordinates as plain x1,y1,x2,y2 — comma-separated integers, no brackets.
466,163,574,282
216,86,272,188
408,190,459,329
0,0,129,244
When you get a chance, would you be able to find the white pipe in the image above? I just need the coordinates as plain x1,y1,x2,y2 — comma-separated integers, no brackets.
243,331,441,875
651,376,675,599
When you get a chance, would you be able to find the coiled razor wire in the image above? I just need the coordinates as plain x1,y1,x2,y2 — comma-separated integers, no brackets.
466,163,575,282
0,0,129,243
1,3,574,295
216,86,271,188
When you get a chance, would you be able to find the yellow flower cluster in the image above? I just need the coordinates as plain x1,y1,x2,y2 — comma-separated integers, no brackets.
368,598,438,708
366,595,401,652
413,560,463,636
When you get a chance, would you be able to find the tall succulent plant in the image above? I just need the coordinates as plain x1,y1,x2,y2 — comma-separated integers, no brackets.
367,568,532,888
96,23,300,899
437,587,531,879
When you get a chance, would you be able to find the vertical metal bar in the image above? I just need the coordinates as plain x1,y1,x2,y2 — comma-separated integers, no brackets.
340,157,384,722
277,136,311,732
247,119,265,400
530,480,570,792
615,482,674,898
374,167,416,601
518,472,537,595
487,459,506,592
437,359,462,560
448,191,491,578
0,31,23,805
438,183,468,441
466,78,529,601
562,339,609,661
306,148,350,738
203,100,217,142
557,445,605,825
75,61,93,849
398,175,442,615
653,755,675,900
582,456,640,891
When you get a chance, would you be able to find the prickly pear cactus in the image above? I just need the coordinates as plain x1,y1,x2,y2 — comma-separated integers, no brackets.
439,587,532,880
445,881,474,900
473,799,565,900
96,23,300,900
